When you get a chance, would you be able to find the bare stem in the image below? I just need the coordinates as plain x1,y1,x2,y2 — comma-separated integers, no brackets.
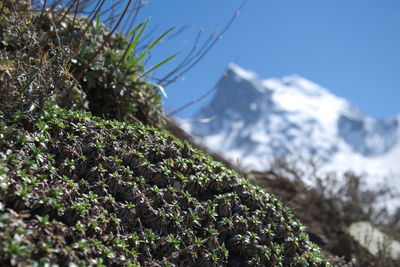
36,0,47,25
75,0,133,81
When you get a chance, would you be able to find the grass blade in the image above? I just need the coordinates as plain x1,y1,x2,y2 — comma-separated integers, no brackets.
128,22,144,37
122,22,145,62
140,53,179,78
125,18,150,62
147,27,175,50
132,26,175,68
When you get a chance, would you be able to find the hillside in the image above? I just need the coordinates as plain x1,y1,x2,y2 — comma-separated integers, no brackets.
0,1,328,266
0,107,328,265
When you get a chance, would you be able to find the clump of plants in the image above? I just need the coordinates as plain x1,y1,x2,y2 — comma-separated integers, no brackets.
0,0,173,127
0,107,329,266
0,0,76,114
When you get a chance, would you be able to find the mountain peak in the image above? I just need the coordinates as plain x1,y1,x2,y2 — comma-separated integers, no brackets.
227,64,330,98
227,63,259,81
264,74,330,98
185,64,400,188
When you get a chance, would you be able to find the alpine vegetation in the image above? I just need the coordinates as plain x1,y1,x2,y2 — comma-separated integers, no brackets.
0,0,328,266
0,108,328,265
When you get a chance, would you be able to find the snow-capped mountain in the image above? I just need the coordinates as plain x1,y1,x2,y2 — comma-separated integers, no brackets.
181,63,400,187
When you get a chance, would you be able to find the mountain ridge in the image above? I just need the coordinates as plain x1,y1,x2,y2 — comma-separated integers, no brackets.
182,64,400,188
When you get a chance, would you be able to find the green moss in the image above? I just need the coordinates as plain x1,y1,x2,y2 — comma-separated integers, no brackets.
0,107,329,266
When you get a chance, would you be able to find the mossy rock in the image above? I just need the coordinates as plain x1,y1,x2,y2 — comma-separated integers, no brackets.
0,108,328,266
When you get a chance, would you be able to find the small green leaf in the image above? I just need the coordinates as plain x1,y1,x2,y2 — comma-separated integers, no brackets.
95,12,101,30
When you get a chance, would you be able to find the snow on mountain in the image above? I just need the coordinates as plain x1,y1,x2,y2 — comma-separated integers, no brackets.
181,63,400,190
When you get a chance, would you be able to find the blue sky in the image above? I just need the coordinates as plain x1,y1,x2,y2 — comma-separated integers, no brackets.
125,0,400,119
